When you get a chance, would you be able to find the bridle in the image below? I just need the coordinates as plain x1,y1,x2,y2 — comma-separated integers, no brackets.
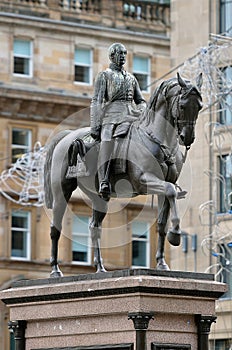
166,85,201,147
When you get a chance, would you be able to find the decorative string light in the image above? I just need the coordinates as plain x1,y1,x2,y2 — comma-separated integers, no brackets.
0,142,45,207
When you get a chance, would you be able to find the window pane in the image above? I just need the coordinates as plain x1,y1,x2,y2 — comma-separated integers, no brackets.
133,56,149,73
12,129,30,146
72,236,88,262
132,240,147,266
11,231,27,257
72,215,89,233
13,40,31,56
11,211,30,259
14,57,30,75
75,65,90,83
72,215,90,264
132,221,148,238
12,214,28,229
12,129,31,163
74,48,91,64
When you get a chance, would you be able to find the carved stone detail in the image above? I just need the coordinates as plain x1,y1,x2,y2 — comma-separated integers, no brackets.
128,311,155,330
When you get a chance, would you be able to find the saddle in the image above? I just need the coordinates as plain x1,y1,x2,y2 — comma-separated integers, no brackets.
66,124,132,179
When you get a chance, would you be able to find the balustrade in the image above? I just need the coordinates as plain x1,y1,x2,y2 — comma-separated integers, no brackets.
1,0,170,32
17,0,47,6
59,0,101,13
122,0,170,26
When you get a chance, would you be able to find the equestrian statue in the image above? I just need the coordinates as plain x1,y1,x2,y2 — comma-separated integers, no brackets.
44,43,203,277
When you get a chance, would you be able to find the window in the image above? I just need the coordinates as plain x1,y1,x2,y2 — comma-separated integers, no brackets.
133,56,150,92
210,338,232,350
220,0,232,35
13,39,32,76
74,48,92,84
72,215,91,264
219,243,232,299
219,66,232,125
11,210,31,260
218,154,232,213
132,221,150,267
11,128,32,163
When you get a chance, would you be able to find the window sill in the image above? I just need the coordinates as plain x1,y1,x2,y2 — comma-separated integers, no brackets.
73,81,92,86
217,212,232,222
72,261,91,266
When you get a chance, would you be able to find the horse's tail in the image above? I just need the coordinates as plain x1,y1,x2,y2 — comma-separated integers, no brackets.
44,130,71,209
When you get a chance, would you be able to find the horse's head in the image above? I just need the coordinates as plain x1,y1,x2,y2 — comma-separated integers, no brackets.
174,72,203,148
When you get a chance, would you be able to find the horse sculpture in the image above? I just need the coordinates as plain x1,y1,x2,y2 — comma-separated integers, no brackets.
44,73,203,277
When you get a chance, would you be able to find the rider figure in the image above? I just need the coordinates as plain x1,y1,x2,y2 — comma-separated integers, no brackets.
90,43,146,200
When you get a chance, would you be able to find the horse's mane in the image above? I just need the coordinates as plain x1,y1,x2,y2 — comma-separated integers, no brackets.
139,78,179,127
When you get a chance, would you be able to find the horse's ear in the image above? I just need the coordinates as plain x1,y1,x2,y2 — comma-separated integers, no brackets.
177,72,187,88
196,73,203,91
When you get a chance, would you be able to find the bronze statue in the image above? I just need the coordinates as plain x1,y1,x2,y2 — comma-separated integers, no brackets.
90,43,146,200
44,64,203,276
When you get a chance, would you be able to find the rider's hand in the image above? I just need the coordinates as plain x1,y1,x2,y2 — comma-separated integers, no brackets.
91,127,100,140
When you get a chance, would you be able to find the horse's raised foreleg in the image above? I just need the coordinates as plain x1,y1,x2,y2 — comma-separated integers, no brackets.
89,208,107,273
140,174,181,248
156,195,170,270
165,182,181,246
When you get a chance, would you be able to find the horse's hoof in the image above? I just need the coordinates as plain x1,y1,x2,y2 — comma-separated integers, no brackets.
167,229,181,246
50,264,63,278
156,260,170,271
95,265,107,273
50,271,63,278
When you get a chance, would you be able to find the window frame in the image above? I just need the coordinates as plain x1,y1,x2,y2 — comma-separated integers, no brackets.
131,220,150,268
133,55,150,93
72,215,92,265
219,66,232,125
11,209,31,261
74,47,93,85
218,154,232,214
13,38,33,78
220,0,232,35
218,243,232,300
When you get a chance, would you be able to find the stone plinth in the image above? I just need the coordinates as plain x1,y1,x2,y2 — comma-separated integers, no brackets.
0,269,227,350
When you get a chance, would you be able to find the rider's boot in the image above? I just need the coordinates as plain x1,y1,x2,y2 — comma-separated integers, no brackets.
98,141,113,201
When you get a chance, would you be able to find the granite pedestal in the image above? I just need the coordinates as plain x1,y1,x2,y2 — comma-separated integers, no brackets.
0,269,227,350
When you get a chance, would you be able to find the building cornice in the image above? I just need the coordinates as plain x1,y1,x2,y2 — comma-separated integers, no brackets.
0,11,170,46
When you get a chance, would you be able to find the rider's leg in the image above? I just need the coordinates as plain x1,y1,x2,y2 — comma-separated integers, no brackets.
98,124,114,200
98,141,114,198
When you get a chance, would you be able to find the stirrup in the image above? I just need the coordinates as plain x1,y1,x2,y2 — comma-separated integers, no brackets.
99,181,111,201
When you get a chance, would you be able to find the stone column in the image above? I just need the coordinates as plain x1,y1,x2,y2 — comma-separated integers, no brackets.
195,315,217,350
8,320,27,350
128,311,154,350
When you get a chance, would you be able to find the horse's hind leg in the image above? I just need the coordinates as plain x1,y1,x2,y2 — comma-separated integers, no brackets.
156,195,170,270
89,200,108,273
50,180,76,277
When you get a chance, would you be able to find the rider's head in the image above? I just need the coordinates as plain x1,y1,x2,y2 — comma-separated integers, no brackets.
108,43,127,67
